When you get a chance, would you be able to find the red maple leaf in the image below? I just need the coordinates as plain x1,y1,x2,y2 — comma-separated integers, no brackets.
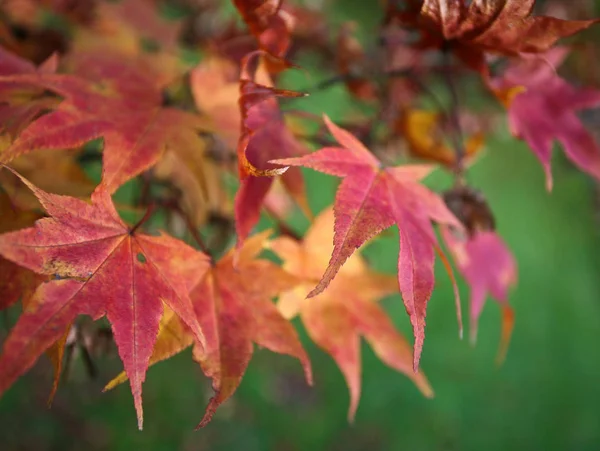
443,227,517,362
96,0,184,51
0,168,210,430
104,231,312,428
491,47,600,190
233,0,293,60
272,115,463,370
0,50,202,193
0,190,44,312
235,52,309,248
0,47,58,137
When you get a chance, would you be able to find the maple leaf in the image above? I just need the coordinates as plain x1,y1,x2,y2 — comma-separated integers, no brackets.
0,168,210,430
272,116,463,370
336,22,377,100
442,227,517,363
401,1,599,73
153,144,232,227
0,50,205,193
0,149,95,210
191,56,241,151
95,0,183,51
0,176,66,406
400,109,484,167
491,48,600,190
192,52,309,249
233,0,293,60
0,189,43,312
71,0,185,81
270,207,433,420
0,47,58,138
105,231,312,428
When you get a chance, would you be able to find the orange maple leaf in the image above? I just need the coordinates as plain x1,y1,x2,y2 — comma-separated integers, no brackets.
270,207,433,420
400,109,484,167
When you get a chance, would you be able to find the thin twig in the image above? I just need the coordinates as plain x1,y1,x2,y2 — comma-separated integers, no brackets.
264,205,303,241
129,204,156,235
160,200,212,257
442,49,467,181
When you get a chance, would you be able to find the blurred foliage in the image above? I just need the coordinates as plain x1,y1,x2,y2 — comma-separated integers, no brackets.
1,1,600,450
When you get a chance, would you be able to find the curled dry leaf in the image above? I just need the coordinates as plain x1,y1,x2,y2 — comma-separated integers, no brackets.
235,52,309,248
397,0,599,73
271,207,433,420
191,53,310,248
272,115,463,370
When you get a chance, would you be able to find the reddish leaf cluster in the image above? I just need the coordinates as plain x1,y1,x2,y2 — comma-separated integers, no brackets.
0,0,598,432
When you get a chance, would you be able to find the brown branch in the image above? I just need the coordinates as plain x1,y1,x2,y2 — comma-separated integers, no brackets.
442,50,467,182
264,205,303,241
129,204,156,235
158,199,212,257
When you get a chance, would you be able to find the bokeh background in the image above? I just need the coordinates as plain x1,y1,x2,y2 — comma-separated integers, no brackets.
2,1,600,450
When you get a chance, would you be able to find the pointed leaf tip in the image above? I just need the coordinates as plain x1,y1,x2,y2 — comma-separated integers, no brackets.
496,306,515,366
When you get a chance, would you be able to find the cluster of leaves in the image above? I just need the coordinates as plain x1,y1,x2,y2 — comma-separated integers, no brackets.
0,0,598,431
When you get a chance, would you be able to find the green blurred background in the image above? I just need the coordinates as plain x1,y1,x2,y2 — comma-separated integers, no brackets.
2,1,600,450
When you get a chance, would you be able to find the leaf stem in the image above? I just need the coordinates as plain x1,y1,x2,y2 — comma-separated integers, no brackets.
129,204,156,235
264,205,302,241
161,200,212,257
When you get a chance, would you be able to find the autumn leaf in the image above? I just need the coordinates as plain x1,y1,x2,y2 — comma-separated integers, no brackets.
233,53,309,248
400,0,599,73
400,109,484,167
105,231,312,428
270,207,433,420
442,227,517,363
0,189,43,311
94,0,183,51
336,22,377,100
0,168,210,430
71,0,185,81
0,49,206,193
272,115,463,370
191,56,241,151
491,47,600,190
153,144,232,227
0,181,67,406
190,54,309,246
0,149,95,210
0,47,58,138
233,0,293,61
